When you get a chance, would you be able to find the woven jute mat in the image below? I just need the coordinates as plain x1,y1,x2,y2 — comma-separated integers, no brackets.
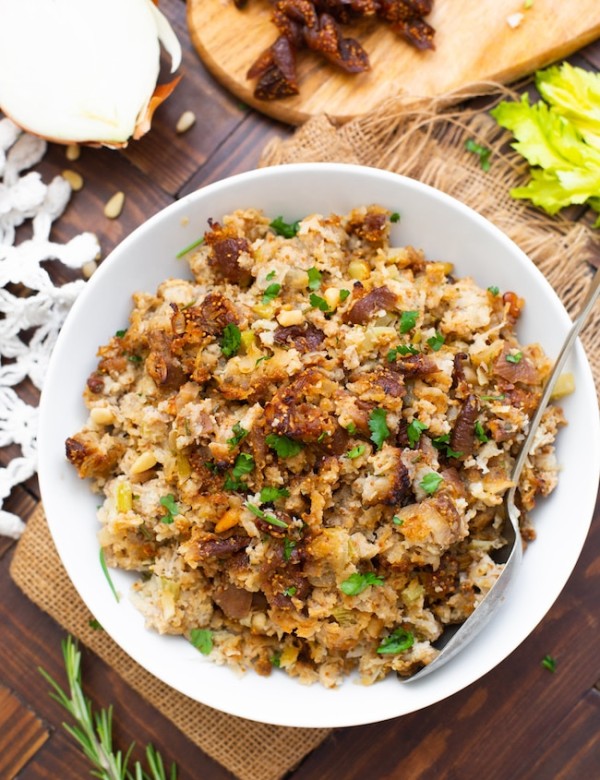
9,84,600,780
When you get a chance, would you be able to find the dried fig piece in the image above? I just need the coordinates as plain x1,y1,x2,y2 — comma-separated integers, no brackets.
248,35,300,100
304,14,370,73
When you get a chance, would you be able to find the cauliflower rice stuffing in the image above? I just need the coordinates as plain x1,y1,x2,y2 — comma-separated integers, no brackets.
66,206,566,686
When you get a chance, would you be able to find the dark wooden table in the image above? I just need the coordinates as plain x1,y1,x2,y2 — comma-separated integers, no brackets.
1,2,599,778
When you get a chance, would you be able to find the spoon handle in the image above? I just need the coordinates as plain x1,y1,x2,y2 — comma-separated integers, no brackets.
510,265,600,488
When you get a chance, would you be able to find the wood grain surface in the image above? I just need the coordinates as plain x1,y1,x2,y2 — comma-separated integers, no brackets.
189,0,600,125
1,0,599,777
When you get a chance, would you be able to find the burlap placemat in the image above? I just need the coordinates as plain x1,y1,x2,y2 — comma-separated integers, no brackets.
10,505,330,780
9,84,600,780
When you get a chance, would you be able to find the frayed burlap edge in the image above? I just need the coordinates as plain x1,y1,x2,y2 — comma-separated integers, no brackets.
259,83,600,396
9,505,330,780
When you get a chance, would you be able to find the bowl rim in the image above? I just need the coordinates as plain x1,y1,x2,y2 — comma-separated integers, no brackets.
38,162,600,727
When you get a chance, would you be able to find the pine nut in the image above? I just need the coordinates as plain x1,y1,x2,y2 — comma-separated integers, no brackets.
104,191,125,219
348,260,370,280
82,260,97,279
90,407,114,425
176,110,196,134
62,169,84,191
323,288,340,310
130,451,157,474
277,309,303,327
66,143,81,161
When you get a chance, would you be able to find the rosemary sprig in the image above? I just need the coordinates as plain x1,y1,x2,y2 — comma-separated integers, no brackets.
38,636,177,780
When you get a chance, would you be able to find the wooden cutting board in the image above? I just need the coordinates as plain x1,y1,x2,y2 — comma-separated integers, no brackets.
188,0,600,126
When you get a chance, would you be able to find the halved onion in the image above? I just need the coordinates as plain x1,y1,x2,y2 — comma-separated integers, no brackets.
0,0,182,147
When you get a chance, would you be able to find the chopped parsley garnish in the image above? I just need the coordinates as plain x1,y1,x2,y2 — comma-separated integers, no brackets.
339,289,350,302
265,433,303,458
317,430,329,443
271,651,282,668
481,393,506,401
245,502,266,519
266,270,277,281
427,331,445,351
541,654,556,673
270,216,300,238
345,422,357,435
346,444,366,459
340,572,384,596
390,212,401,223
506,351,523,364
115,329,127,338
259,485,290,503
127,354,142,363
387,344,419,362
224,474,245,491
255,355,272,366
99,548,120,603
474,420,489,443
204,460,218,473
307,267,322,290
227,422,249,449
407,418,428,448
221,322,241,358
368,408,390,451
223,474,247,491
263,514,289,529
283,538,296,562
487,285,500,296
232,453,255,478
399,310,419,333
160,494,179,524
420,472,443,494
376,627,414,654
224,453,255,491
465,138,492,171
432,434,462,459
283,538,296,561
176,235,204,259
262,283,282,304
139,524,152,540
245,502,288,528
190,628,213,655
88,618,103,631
309,293,331,312
283,586,297,597
392,515,404,526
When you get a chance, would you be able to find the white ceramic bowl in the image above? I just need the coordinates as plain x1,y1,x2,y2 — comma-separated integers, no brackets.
38,163,599,727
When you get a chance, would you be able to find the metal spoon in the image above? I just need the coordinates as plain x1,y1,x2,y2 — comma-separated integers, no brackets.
402,265,600,683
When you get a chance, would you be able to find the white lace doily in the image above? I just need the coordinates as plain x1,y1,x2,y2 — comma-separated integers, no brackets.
0,117,100,538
